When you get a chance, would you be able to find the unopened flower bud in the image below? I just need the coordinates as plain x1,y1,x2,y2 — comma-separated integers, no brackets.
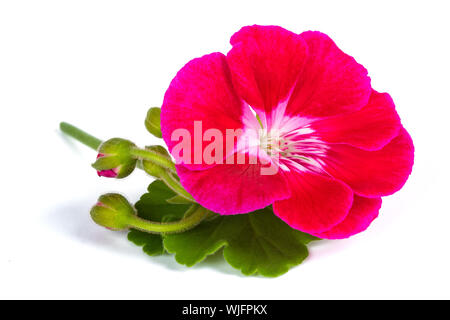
95,154,119,177
145,107,162,138
140,145,171,178
92,138,137,178
90,193,136,230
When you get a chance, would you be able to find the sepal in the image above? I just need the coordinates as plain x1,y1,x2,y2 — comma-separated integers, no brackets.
140,145,171,178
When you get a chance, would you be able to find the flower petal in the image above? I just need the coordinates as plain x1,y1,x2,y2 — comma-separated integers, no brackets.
323,128,414,197
176,156,290,215
227,25,308,122
273,170,354,234
310,90,401,150
314,195,382,239
161,52,243,170
286,31,371,118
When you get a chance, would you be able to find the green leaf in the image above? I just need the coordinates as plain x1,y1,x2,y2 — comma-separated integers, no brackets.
127,180,191,255
127,231,164,256
163,208,318,277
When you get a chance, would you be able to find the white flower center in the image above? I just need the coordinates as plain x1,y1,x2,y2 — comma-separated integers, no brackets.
241,102,328,173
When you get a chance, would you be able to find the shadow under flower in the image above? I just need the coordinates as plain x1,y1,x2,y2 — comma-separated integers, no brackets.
45,198,244,276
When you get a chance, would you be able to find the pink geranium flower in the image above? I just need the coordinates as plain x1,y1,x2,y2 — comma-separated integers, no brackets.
160,25,414,239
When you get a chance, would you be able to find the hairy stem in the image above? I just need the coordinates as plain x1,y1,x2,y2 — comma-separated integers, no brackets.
158,170,195,203
129,147,176,173
60,121,193,202
128,204,207,234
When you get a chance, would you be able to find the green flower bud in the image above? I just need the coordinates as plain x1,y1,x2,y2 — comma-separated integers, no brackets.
90,193,136,230
92,138,137,178
140,145,171,178
145,107,162,138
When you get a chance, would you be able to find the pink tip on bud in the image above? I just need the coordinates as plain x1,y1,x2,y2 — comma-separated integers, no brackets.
97,168,119,178
92,139,137,179
96,153,119,178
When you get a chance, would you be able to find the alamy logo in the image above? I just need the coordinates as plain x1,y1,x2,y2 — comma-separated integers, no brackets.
171,121,281,175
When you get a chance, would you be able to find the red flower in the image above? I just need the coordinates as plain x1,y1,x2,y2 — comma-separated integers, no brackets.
160,25,414,239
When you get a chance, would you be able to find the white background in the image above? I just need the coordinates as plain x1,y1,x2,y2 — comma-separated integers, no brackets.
1,0,449,299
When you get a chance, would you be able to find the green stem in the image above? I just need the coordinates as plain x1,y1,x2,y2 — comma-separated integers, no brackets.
158,170,195,202
60,121,194,203
128,204,207,234
60,122,102,150
129,147,176,173
59,123,176,173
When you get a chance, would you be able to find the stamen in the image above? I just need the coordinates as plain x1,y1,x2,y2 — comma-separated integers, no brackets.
241,102,328,174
